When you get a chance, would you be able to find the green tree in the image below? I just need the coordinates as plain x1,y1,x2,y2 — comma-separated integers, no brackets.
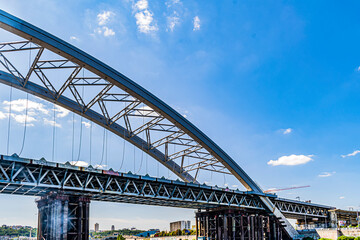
117,235,125,240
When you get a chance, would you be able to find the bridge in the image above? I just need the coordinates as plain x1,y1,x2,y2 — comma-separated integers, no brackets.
0,9,354,240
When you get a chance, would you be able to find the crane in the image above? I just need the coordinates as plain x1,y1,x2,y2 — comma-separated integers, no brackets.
264,185,310,193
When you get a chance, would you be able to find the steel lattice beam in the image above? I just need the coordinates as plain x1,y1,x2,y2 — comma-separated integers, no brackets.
0,155,267,210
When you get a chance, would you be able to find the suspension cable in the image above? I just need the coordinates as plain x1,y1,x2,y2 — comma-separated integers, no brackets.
75,69,85,164
118,134,126,172
19,43,32,156
136,112,145,174
18,93,29,156
51,103,56,162
75,114,83,163
72,112,75,161
133,144,136,173
98,127,106,169
89,122,92,166
6,86,12,155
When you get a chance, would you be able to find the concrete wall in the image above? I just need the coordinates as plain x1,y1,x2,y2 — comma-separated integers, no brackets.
341,228,360,237
316,228,360,239
316,229,340,239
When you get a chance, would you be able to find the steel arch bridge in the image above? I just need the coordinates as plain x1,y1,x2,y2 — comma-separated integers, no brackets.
0,9,338,239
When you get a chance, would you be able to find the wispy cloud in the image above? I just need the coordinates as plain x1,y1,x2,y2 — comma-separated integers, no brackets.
167,14,180,32
133,0,158,34
318,171,336,178
55,105,69,118
70,36,79,41
82,121,91,128
282,128,293,135
0,99,69,127
70,161,89,167
94,11,116,37
0,111,7,120
97,11,115,26
341,150,360,158
268,154,314,166
193,16,200,31
165,0,183,32
339,196,345,199
43,118,61,128
4,99,49,115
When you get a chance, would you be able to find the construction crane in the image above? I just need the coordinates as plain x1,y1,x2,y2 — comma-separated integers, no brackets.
264,185,310,193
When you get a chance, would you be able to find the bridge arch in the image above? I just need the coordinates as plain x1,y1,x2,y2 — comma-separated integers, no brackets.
0,9,261,192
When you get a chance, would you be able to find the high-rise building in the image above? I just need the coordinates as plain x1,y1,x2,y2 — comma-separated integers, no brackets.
95,223,99,233
111,225,115,231
170,221,191,232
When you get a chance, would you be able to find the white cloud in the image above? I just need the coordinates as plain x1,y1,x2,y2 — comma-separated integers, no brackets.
70,36,79,41
94,27,116,37
267,154,314,166
283,128,292,134
55,105,70,118
103,26,115,37
134,10,158,33
97,11,115,26
167,14,180,32
133,0,158,34
357,66,360,72
193,16,200,31
43,118,61,128
0,111,7,120
70,161,89,167
341,150,360,158
134,0,148,11
94,164,107,169
318,171,336,178
339,196,345,199
11,113,36,125
3,99,49,115
82,121,91,128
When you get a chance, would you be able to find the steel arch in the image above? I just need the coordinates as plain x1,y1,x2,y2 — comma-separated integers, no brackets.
0,9,261,192
0,10,302,238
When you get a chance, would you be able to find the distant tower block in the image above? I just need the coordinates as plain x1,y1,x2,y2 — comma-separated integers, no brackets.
36,192,90,240
111,225,115,231
95,223,100,233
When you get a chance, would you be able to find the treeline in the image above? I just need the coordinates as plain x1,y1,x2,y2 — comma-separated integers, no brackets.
91,229,144,238
154,229,196,237
0,226,37,237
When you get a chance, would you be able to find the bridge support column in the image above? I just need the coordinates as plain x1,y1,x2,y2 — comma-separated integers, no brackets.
196,208,290,240
36,192,90,240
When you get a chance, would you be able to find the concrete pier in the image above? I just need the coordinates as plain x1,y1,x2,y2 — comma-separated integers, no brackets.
196,208,291,240
36,192,90,240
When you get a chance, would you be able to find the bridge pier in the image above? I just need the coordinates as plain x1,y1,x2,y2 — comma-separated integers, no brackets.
196,208,291,240
36,192,90,240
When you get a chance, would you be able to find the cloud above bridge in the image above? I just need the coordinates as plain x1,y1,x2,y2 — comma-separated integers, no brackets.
94,10,116,37
318,171,336,178
341,149,360,158
267,154,314,166
193,16,201,31
133,0,158,34
0,98,69,128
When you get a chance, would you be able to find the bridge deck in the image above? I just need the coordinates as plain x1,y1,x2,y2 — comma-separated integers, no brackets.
0,154,333,219
0,154,268,210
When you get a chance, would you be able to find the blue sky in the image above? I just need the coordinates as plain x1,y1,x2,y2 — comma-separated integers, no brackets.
0,0,360,231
